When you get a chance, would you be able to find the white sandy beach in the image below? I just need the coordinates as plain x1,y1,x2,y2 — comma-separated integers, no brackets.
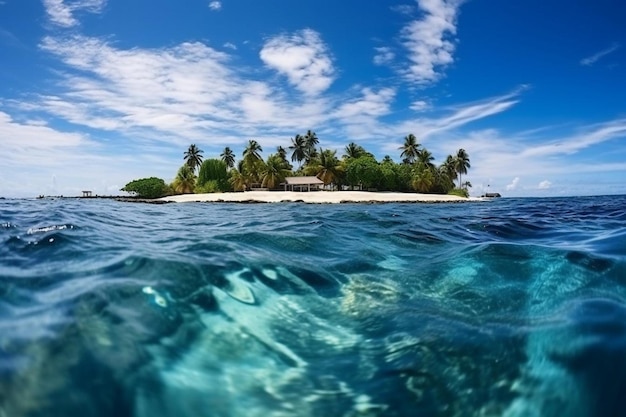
160,191,481,204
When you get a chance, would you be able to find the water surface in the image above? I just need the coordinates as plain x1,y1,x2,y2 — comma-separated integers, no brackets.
1,196,625,416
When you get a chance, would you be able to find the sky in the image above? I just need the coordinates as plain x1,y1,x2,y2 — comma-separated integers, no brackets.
0,0,625,198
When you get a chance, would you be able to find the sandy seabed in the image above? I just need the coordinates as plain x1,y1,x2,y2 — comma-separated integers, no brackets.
159,191,483,204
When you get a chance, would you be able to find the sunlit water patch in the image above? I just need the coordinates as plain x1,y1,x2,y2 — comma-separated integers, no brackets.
0,196,625,416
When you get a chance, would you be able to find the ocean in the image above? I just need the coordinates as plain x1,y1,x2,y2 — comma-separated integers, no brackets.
1,195,625,417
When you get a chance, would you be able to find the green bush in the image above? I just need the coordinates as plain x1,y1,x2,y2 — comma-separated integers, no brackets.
195,180,223,194
448,188,469,198
121,177,171,199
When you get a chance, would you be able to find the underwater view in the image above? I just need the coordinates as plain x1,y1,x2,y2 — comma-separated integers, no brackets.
1,196,625,417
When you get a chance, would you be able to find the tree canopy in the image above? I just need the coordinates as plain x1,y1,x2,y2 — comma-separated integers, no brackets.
184,144,204,172
121,177,170,199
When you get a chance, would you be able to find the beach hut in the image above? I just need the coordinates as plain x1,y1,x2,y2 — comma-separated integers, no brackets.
284,176,324,192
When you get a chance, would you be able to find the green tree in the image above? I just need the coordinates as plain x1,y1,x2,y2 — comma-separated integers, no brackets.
411,163,435,193
276,146,287,160
345,156,381,190
303,130,319,163
379,159,399,191
242,140,264,182
399,134,420,164
416,148,435,169
197,159,229,192
305,148,343,187
435,164,455,194
343,142,370,160
121,177,170,199
276,146,293,170
441,155,458,183
395,163,414,192
184,144,204,173
381,155,394,164
220,146,236,169
289,134,307,168
172,165,196,194
260,154,291,189
229,168,248,192
243,140,263,162
454,148,471,188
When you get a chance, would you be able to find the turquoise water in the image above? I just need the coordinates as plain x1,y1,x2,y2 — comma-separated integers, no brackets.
1,196,625,417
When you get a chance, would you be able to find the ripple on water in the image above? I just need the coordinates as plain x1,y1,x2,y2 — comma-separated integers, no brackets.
0,196,625,417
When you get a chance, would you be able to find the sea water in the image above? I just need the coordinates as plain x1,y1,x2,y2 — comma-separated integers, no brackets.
0,196,625,417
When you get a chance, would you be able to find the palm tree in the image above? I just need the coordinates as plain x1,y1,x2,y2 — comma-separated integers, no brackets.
442,155,457,180
220,146,236,169
307,149,343,187
276,146,293,170
184,144,204,173
172,165,196,194
289,134,307,168
416,148,435,169
243,140,263,161
260,154,291,189
381,155,394,164
454,148,471,188
303,130,319,164
411,163,435,193
399,134,420,164
343,142,368,160
229,168,247,192
436,158,455,193
306,146,319,164
276,146,287,160
241,140,264,184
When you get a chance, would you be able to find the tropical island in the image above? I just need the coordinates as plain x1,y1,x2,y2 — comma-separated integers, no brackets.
121,132,475,203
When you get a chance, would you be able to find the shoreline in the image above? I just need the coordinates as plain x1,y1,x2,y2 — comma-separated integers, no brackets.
159,191,484,204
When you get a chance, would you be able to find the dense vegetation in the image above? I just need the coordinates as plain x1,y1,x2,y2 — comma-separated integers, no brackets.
122,134,472,198
121,177,171,199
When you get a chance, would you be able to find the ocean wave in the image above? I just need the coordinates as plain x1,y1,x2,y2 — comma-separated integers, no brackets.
0,196,625,416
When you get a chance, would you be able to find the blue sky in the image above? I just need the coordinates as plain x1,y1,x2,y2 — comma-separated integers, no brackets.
0,0,624,197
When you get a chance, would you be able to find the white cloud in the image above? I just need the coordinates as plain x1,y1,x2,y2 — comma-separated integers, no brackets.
373,47,395,65
260,29,335,96
43,0,107,28
38,36,247,140
223,42,237,50
43,0,76,27
0,111,85,150
208,1,222,11
580,43,620,66
538,180,552,189
335,88,395,119
410,100,430,111
29,34,339,149
401,0,463,84
521,119,626,157
429,119,626,197
396,88,522,138
506,177,520,191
